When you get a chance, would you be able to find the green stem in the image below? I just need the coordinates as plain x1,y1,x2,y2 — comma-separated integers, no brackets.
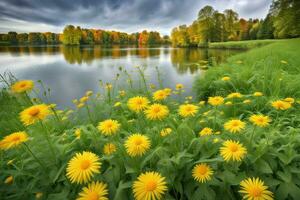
23,143,46,170
85,103,93,124
39,120,57,164
249,126,256,148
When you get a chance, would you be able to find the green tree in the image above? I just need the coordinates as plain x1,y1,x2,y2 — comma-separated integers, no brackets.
8,32,18,44
62,25,82,45
197,6,215,43
257,14,275,39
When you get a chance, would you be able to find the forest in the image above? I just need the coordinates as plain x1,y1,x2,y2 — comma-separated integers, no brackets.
0,27,170,46
171,0,300,47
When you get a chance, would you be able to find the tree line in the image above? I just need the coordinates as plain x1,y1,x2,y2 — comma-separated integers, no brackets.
61,25,169,45
0,26,170,46
171,0,300,47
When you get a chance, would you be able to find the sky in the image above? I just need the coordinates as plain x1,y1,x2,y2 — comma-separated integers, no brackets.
0,0,272,35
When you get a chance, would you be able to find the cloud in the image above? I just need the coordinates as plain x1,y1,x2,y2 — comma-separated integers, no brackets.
0,0,272,35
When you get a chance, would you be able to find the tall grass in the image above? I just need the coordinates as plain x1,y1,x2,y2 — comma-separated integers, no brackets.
194,38,300,100
208,39,282,49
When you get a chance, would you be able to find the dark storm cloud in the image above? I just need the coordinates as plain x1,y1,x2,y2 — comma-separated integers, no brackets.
0,0,272,34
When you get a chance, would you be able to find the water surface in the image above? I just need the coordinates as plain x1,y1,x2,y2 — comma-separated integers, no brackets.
0,45,242,107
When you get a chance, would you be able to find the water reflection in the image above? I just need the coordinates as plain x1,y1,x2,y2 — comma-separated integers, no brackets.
0,45,241,74
0,45,243,107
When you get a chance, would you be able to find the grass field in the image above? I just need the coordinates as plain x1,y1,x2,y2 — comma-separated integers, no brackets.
1,40,300,199
208,39,282,49
194,38,300,100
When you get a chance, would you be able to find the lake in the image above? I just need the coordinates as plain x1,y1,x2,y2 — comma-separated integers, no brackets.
0,46,242,108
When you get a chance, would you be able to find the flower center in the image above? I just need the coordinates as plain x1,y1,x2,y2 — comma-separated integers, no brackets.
106,123,113,128
146,180,157,191
136,100,143,105
20,83,26,88
197,166,208,175
229,144,238,152
88,192,99,200
250,187,262,197
134,138,142,145
153,107,161,113
29,108,40,116
232,122,239,127
186,107,192,112
12,136,20,142
80,160,91,170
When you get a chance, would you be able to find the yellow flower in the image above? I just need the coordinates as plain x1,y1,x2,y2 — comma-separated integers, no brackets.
0,131,28,150
186,96,193,100
239,177,273,200
284,97,294,104
192,163,213,183
253,92,263,97
7,159,14,165
125,134,151,157
236,60,243,64
164,88,172,96
175,83,184,90
225,101,233,106
49,104,57,109
199,101,205,105
85,91,93,96
103,143,117,155
243,99,251,104
271,100,291,110
224,119,245,133
222,76,230,81
280,60,288,64
105,83,112,90
20,104,50,126
153,90,168,101
119,90,126,96
114,102,122,107
80,96,89,103
5,176,13,184
73,99,79,105
213,138,220,143
66,151,101,184
160,128,172,137
133,171,167,200
35,192,43,199
77,103,85,108
249,114,271,127
199,127,213,136
11,80,34,93
144,104,169,120
150,84,156,89
178,104,198,117
208,96,224,106
77,181,108,200
128,96,150,112
97,119,120,136
220,140,247,162
75,129,81,139
227,92,243,98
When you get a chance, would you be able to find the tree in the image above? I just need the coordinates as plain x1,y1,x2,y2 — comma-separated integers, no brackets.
257,14,275,39
62,25,82,45
224,9,239,40
8,32,18,44
198,6,215,43
270,0,300,38
28,33,41,44
17,33,28,44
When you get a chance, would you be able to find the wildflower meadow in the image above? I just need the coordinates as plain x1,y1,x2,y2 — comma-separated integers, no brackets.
1,65,300,200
